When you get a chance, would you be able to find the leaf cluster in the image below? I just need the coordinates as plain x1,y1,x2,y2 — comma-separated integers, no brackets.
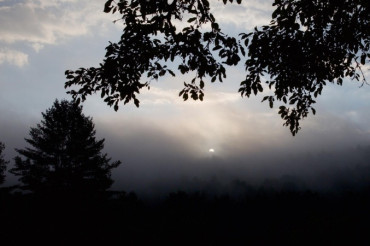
65,0,369,135
65,0,242,110
239,0,369,135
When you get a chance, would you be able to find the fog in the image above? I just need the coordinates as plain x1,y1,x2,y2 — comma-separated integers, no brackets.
90,92,370,198
1,81,369,200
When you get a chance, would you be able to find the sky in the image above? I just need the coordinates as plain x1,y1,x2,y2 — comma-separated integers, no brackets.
1,0,370,198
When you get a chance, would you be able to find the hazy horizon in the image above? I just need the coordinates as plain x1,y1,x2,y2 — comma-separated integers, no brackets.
1,0,370,198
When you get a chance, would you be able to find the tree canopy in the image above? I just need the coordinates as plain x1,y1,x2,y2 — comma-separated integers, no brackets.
0,142,8,185
65,0,369,135
10,100,121,196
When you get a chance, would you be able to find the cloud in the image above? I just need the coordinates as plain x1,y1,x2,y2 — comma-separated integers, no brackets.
140,86,241,106
210,0,274,30
0,0,116,50
0,0,274,51
168,0,274,34
0,48,28,67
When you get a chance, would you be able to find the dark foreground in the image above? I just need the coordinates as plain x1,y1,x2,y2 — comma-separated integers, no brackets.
1,188,369,246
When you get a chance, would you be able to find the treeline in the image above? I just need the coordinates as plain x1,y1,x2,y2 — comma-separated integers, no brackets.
1,188,370,245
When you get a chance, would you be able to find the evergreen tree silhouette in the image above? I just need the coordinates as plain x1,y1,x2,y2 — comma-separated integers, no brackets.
0,141,8,185
10,99,121,197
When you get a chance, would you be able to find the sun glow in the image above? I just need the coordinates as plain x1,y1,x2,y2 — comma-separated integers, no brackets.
209,148,215,153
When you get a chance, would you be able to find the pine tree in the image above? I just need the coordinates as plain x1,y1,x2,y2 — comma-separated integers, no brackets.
0,141,8,185
10,100,121,197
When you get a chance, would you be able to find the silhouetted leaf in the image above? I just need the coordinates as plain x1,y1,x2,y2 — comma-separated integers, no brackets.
104,0,113,13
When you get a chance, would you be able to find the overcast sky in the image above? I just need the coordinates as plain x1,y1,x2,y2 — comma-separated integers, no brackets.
1,0,370,197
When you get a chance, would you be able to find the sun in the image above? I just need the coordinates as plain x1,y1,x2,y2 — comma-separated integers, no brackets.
209,148,215,153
